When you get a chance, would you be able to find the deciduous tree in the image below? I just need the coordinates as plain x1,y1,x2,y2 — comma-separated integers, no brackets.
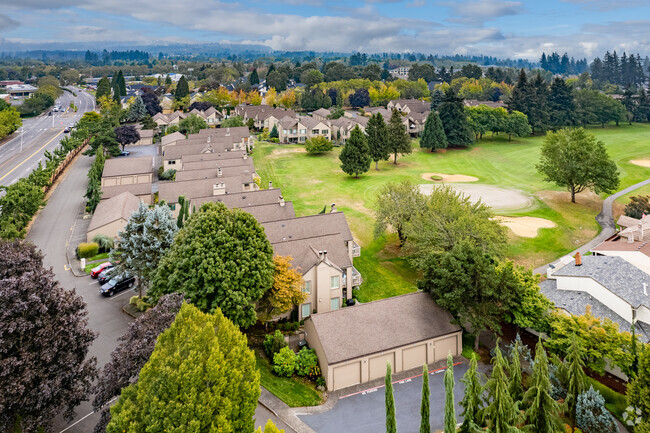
106,303,260,433
373,180,425,246
305,136,333,154
257,255,306,323
536,127,619,203
0,240,97,433
627,348,650,424
114,124,140,150
179,113,207,134
149,202,274,328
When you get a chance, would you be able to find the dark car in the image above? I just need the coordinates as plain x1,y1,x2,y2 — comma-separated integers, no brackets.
119,150,130,157
63,126,71,133
100,275,135,297
97,267,117,284
90,262,112,278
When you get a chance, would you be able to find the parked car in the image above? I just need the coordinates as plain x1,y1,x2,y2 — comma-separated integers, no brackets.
100,275,135,297
90,262,112,278
97,267,116,284
63,126,71,133
119,150,130,157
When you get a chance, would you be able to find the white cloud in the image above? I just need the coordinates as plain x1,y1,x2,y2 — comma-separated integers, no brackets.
0,13,20,31
439,0,524,25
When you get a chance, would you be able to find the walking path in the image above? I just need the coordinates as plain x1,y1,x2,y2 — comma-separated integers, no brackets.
534,179,650,275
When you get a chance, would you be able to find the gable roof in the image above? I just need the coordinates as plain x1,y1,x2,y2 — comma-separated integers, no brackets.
181,156,254,172
174,168,254,183
312,108,331,117
271,232,351,273
190,188,285,210
88,191,140,232
158,177,248,203
102,156,152,178
551,255,650,308
161,131,186,146
307,292,460,364
261,212,353,244
163,142,233,160
240,202,296,223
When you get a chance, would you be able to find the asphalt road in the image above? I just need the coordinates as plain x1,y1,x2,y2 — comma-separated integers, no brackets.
0,86,95,190
301,363,469,433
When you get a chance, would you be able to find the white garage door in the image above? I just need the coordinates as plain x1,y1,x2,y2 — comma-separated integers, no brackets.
333,362,361,390
434,335,458,362
402,344,427,371
368,353,395,381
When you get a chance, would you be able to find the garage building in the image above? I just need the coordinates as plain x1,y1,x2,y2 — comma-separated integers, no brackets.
305,291,462,392
101,156,153,187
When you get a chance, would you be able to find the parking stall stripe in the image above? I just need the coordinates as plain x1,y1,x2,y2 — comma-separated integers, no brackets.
339,361,463,400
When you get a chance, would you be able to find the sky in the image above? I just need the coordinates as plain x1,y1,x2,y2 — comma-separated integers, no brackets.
1,0,650,60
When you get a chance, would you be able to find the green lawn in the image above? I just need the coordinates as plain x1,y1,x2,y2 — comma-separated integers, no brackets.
253,124,650,301
82,252,111,273
255,353,323,407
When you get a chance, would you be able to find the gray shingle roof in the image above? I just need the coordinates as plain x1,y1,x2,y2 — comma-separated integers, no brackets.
307,291,461,364
88,191,140,232
102,156,152,178
181,156,254,171
189,189,285,210
100,183,152,200
261,212,353,244
271,233,351,273
551,255,650,308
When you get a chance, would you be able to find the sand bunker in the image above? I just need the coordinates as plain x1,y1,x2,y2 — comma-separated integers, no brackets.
421,172,479,183
494,216,556,238
631,160,650,168
419,184,535,211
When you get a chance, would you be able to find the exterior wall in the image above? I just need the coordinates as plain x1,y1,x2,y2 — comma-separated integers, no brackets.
594,250,650,275
134,136,154,146
298,262,344,321
555,275,634,323
163,159,180,171
87,218,128,242
313,331,462,391
100,173,153,187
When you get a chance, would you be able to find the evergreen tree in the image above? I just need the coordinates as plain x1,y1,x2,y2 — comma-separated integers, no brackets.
444,353,456,433
95,76,111,102
387,108,412,163
366,113,389,169
270,124,279,139
420,110,447,151
548,77,575,129
117,70,126,96
385,363,397,433
106,303,260,433
339,125,371,178
111,203,177,298
564,333,588,424
266,63,276,77
430,89,444,111
175,75,189,100
438,88,473,147
127,96,148,123
576,386,618,433
481,342,521,433
420,364,430,433
509,339,523,402
523,339,563,433
529,74,550,133
507,69,530,115
627,348,650,423
249,68,260,86
459,355,483,433
112,80,121,104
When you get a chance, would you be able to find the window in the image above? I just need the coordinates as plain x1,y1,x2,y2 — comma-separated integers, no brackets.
300,129,306,134
312,129,319,135
301,303,311,318
283,129,288,135
169,160,176,165
303,280,312,294
330,275,340,289
330,298,340,311
169,204,176,210
323,130,329,135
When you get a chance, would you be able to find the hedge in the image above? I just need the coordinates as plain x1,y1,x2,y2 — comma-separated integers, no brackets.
77,242,99,259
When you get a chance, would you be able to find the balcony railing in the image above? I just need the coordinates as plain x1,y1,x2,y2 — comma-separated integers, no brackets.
352,267,363,287
352,242,361,257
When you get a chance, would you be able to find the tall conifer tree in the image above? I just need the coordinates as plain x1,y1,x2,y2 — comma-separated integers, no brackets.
438,88,473,148
444,353,457,433
420,110,447,151
339,125,371,178
420,364,430,433
386,108,412,163
366,113,389,169
385,363,397,433
459,355,483,433
523,339,563,433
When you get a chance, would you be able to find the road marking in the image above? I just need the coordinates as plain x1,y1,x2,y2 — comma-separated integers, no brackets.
0,130,64,183
89,282,96,286
109,290,133,301
58,397,118,433
339,362,463,400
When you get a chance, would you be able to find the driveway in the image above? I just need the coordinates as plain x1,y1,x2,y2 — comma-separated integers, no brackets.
300,362,469,433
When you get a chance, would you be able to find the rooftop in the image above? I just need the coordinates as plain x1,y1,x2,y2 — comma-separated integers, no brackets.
102,156,152,178
307,292,460,364
88,191,140,232
261,212,353,244
190,188,286,210
100,182,153,200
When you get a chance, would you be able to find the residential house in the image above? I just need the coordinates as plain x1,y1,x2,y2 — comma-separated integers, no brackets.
299,116,332,141
591,215,650,274
86,191,140,242
329,117,366,144
389,66,410,79
312,108,331,122
541,254,650,343
161,95,174,114
405,111,429,136
261,210,362,320
278,117,307,144
387,99,430,115
133,126,155,145
163,143,243,171
189,188,289,215
100,183,153,204
180,152,253,172
174,166,256,184
305,291,462,391
101,156,153,187
161,131,186,147
194,126,254,151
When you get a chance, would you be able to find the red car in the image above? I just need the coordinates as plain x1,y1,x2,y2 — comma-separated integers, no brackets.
90,262,113,278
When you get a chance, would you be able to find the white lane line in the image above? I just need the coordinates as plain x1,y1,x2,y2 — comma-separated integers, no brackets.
109,290,133,301
57,397,118,433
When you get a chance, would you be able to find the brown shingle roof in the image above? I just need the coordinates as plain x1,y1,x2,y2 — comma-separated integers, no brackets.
181,150,248,163
271,233,351,273
181,156,254,171
175,168,253,183
100,183,153,200
241,202,296,223
158,177,248,203
261,212,353,244
190,189,285,210
307,291,460,364
102,156,153,178
161,131,186,146
88,191,141,232
163,142,233,160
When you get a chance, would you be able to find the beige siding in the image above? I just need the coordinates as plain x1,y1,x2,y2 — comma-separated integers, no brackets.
368,353,395,380
298,263,344,321
102,177,118,187
402,344,427,371
333,362,362,390
101,173,152,187
434,335,460,362
87,218,128,243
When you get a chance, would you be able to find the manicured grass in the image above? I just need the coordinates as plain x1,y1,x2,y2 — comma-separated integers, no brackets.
255,352,323,408
587,377,628,423
82,252,111,273
253,124,650,299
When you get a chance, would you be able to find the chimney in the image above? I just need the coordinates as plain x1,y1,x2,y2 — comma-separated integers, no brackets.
279,195,285,207
217,167,222,177
318,250,323,259
207,136,211,143
644,283,648,296
330,203,337,213
226,127,231,136
269,181,273,189
323,250,328,260
213,183,225,196
574,252,582,266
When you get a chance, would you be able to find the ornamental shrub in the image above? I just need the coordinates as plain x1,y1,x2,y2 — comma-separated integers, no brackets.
159,169,176,181
77,242,99,259
273,346,296,377
305,136,333,154
295,348,319,377
576,386,618,433
263,330,287,358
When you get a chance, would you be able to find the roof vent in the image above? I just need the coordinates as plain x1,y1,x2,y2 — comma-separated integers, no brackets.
644,283,648,296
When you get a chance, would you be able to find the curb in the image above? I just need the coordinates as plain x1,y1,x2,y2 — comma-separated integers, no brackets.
66,200,87,278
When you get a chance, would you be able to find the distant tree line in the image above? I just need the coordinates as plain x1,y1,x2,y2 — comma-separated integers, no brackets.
539,52,589,75
591,51,647,88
